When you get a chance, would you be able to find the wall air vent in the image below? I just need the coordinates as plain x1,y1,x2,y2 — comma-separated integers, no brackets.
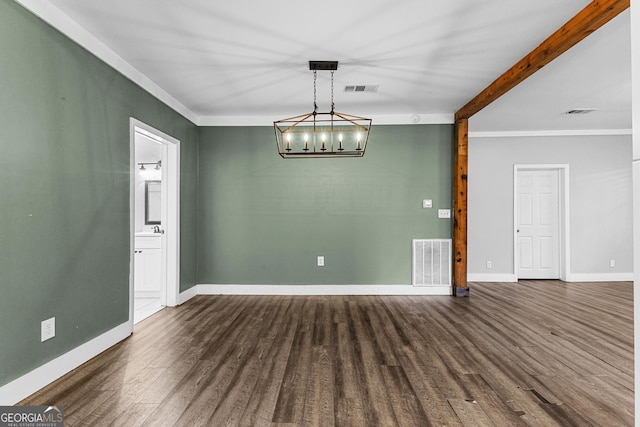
563,108,596,115
344,85,379,93
412,239,451,287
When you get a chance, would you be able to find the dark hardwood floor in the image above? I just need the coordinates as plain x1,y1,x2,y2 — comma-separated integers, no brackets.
21,281,634,426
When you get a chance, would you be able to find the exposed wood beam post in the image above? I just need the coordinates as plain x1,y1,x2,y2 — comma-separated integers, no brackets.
453,118,469,296
456,0,630,121
451,0,628,296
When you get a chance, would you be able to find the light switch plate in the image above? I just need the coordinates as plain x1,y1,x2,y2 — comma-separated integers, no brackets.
317,256,325,267
438,209,451,218
422,199,432,209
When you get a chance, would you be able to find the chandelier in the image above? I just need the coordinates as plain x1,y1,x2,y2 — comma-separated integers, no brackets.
274,61,372,158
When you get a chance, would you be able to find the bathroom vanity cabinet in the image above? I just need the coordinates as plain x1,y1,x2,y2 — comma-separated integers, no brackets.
134,235,161,297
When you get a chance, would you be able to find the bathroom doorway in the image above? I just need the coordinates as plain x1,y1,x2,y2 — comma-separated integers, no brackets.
130,119,180,325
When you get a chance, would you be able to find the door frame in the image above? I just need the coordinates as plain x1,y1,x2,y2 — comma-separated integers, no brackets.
513,164,570,281
129,118,181,328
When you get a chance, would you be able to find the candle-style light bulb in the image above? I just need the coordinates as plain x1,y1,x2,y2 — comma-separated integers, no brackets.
356,133,362,150
321,134,326,151
338,133,343,151
303,134,309,151
286,134,291,151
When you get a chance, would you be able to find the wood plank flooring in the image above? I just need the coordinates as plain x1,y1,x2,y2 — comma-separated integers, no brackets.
21,280,634,426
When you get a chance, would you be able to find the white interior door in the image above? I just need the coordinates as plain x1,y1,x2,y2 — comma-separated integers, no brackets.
517,169,560,279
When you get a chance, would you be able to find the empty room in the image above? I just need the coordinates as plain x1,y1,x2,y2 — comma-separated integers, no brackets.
1,0,639,425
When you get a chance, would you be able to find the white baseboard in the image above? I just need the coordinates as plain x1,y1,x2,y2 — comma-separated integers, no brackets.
197,284,452,296
178,286,198,304
2,272,630,405
565,273,634,282
467,274,518,282
0,321,132,405
468,272,633,283
0,283,450,405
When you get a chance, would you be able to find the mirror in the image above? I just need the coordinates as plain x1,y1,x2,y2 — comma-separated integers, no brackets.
145,180,161,225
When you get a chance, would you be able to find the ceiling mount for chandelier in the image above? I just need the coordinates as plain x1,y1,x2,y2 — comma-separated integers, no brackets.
273,61,372,158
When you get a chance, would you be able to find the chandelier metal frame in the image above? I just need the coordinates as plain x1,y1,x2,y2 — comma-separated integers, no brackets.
274,61,372,159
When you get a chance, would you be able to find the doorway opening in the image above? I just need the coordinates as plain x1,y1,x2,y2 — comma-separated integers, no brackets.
130,119,180,326
514,164,570,281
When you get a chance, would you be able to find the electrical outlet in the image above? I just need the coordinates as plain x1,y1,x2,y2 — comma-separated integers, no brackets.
41,317,55,342
486,261,492,269
317,256,325,267
609,259,615,268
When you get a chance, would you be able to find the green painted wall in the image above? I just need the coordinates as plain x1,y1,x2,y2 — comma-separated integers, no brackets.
0,0,454,391
197,125,453,285
0,0,198,387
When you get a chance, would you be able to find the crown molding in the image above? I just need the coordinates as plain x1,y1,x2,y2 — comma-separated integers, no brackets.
198,113,455,127
469,129,632,138
370,114,455,125
13,1,455,129
16,1,627,134
197,116,277,127
15,0,198,125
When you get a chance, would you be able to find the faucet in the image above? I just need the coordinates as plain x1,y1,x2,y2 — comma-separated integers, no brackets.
153,225,161,233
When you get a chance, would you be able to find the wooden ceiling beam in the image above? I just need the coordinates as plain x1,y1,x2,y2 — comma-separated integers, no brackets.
455,0,630,121
451,0,629,293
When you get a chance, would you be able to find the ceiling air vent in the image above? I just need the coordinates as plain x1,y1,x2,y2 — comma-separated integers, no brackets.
344,85,379,93
563,108,596,115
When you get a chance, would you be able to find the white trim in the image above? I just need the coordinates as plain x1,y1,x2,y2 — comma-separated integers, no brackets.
565,273,634,282
159,143,169,307
0,321,131,405
14,0,197,125
197,116,273,127
129,123,136,328
467,273,632,283
632,4,640,424
164,138,180,308
130,118,181,322
373,114,454,125
514,164,570,281
197,284,452,296
470,129,632,138
197,113,455,127
467,274,518,282
14,2,457,128
178,286,198,305
0,282,446,402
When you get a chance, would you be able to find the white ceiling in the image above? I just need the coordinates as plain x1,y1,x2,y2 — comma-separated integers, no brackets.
30,0,631,130
472,9,631,132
